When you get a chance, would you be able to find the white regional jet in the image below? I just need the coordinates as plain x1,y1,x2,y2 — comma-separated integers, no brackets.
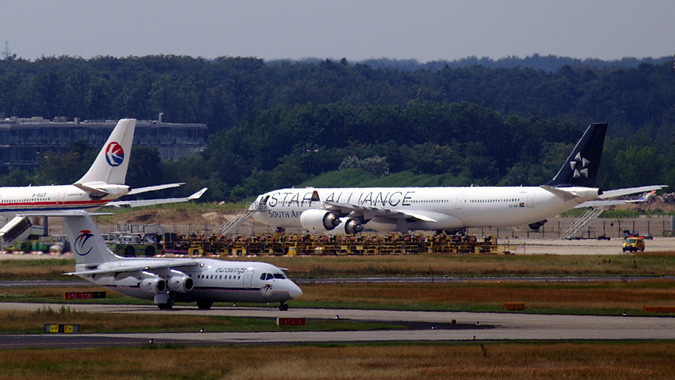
28,210,302,310
249,123,664,234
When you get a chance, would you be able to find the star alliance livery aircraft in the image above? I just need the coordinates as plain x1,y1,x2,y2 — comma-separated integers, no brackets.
249,123,664,234
25,210,302,310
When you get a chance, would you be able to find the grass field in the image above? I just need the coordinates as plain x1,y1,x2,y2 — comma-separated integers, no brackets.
1,342,674,379
2,279,675,317
4,252,675,280
0,305,405,334
2,254,675,379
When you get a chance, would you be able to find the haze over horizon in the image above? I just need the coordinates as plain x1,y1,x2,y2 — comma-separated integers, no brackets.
1,0,673,63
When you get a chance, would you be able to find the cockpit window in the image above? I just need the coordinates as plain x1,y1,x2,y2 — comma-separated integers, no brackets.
259,273,283,280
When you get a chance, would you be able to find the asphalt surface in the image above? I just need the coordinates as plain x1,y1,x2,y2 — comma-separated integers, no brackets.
2,302,675,349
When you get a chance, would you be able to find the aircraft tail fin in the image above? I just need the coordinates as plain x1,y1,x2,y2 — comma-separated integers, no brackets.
59,211,119,265
546,122,607,188
75,119,136,185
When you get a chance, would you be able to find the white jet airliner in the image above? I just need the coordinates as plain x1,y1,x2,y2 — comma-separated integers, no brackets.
249,123,664,234
27,210,302,310
0,118,202,214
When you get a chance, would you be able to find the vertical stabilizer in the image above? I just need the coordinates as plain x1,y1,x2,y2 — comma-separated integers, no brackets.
61,211,119,265
76,119,136,185
546,122,607,187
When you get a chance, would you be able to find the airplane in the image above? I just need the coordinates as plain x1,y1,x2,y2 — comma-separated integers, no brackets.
0,119,188,214
25,210,302,310
248,122,666,234
0,118,209,244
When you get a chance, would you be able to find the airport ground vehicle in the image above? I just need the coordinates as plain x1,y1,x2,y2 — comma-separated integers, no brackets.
622,236,645,252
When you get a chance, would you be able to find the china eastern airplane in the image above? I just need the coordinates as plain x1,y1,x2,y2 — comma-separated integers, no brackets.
0,118,201,215
24,210,302,310
249,122,665,234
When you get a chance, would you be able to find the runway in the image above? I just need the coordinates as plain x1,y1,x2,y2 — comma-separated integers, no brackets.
1,302,675,348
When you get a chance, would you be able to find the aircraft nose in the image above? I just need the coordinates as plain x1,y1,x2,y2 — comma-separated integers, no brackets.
288,282,303,299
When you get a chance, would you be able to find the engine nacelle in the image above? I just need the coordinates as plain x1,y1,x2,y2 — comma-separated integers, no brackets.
167,275,194,293
528,219,548,231
342,218,364,234
300,209,341,232
140,277,166,295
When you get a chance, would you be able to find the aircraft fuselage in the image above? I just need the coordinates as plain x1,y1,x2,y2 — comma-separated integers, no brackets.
77,258,302,304
252,186,599,232
0,184,129,215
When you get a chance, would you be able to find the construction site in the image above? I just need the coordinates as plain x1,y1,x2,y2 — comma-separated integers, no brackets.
162,232,506,257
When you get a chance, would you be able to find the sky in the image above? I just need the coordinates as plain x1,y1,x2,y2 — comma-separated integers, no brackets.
1,0,673,62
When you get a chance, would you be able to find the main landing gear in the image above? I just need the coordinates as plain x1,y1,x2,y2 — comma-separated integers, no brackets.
156,291,176,310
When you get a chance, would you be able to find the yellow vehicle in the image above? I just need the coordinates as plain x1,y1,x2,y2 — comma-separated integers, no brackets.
622,236,645,252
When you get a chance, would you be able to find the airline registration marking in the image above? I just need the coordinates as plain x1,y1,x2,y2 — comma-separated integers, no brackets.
268,210,303,219
266,190,415,208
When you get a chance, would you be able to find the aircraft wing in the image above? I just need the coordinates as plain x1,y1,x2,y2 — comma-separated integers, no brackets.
65,260,200,277
323,201,437,222
574,200,631,208
107,188,207,208
598,185,666,199
126,182,185,196
575,188,662,208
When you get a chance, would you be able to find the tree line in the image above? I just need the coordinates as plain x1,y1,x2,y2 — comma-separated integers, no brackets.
0,55,673,200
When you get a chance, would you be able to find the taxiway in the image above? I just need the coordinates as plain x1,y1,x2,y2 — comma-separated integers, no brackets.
1,302,674,348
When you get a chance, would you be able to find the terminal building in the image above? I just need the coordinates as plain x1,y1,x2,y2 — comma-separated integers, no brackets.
0,116,208,173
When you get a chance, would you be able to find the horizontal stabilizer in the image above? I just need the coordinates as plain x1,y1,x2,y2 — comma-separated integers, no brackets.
73,183,109,198
539,185,576,201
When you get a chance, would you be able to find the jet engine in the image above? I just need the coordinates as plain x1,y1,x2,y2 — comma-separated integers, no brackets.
299,209,341,232
167,275,194,293
342,218,364,234
528,219,548,231
140,277,166,295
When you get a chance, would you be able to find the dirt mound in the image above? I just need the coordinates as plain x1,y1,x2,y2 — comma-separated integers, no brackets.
108,208,217,224
616,195,675,214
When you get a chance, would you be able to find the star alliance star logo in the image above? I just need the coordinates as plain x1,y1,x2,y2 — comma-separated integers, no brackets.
569,152,590,179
